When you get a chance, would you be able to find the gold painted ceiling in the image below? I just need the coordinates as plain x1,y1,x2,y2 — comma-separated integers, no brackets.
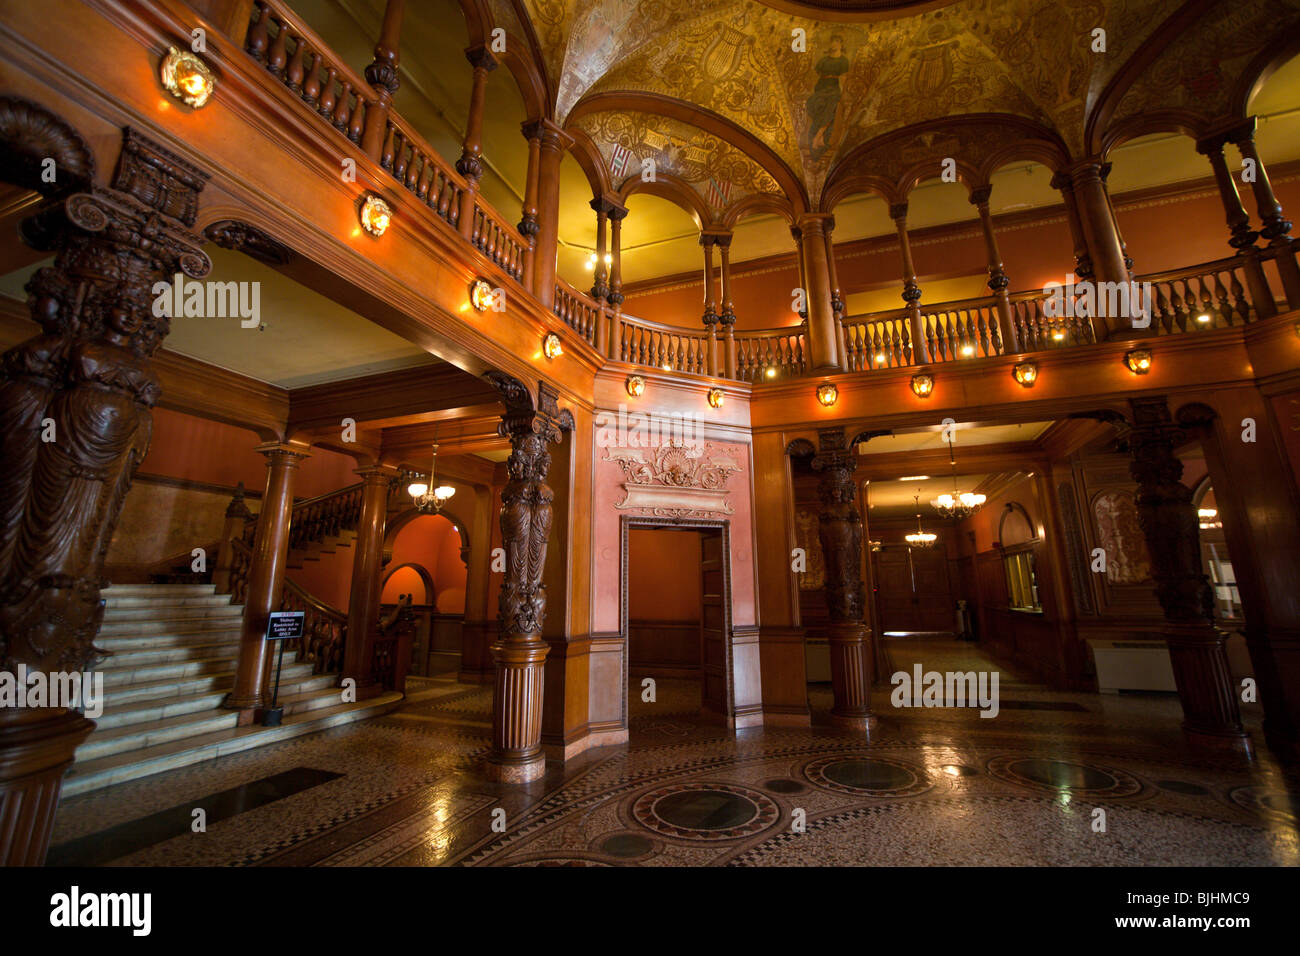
515,0,1296,209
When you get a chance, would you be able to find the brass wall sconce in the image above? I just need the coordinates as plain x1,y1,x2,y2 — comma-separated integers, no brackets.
1013,361,1038,387
360,194,392,236
626,375,646,398
816,383,838,406
707,387,724,408
910,373,934,397
542,332,563,360
1124,348,1152,375
160,46,216,108
469,278,494,311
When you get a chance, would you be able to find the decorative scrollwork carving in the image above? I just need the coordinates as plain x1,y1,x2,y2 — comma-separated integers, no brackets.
0,96,95,196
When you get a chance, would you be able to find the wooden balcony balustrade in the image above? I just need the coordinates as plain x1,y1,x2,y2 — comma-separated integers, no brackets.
242,3,1292,385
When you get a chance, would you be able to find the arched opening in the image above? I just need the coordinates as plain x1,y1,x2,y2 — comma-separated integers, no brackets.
386,511,468,677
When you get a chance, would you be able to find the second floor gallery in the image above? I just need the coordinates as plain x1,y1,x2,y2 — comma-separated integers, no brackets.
1,0,1300,879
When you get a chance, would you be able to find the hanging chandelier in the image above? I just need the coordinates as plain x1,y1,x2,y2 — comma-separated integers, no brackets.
905,494,937,548
930,432,985,519
407,442,455,514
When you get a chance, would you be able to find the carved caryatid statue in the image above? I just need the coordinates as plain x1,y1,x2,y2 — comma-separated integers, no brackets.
0,126,210,675
498,427,558,641
812,427,865,624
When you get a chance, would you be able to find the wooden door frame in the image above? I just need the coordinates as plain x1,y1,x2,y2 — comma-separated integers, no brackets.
620,516,734,727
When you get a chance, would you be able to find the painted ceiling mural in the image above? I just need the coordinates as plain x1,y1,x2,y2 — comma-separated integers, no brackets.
514,0,1208,205
569,110,784,213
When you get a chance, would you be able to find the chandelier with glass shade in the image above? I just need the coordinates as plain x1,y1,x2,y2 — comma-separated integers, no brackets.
905,494,937,548
407,442,455,514
930,432,985,519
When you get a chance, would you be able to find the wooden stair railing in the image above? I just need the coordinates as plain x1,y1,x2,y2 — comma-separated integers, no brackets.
371,594,416,692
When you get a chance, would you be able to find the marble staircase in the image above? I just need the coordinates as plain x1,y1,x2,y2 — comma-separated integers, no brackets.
65,583,400,797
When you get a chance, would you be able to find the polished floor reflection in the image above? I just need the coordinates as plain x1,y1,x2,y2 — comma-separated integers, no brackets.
49,639,1300,866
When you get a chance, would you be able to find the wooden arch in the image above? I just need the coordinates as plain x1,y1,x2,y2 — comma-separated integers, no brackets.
617,174,709,232
566,126,612,200
381,561,437,605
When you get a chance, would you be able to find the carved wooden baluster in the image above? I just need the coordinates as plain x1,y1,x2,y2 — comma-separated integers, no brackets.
416,156,432,200
317,67,337,117
301,51,322,106
284,32,307,93
266,13,289,76
405,152,421,191
347,93,366,143
332,80,353,129
247,1,271,61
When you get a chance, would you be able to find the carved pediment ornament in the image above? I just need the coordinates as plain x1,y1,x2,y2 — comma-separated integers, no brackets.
606,441,742,517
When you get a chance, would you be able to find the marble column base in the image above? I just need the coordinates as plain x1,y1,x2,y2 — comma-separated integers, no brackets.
488,637,548,784
483,753,547,783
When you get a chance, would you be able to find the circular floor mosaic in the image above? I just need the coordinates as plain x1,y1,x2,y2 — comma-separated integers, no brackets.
1229,786,1300,820
631,783,781,841
803,755,933,797
986,754,1142,797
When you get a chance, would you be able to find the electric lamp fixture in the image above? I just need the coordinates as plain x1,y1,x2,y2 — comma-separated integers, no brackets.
469,278,494,311
910,373,934,398
1124,348,1153,375
1195,311,1212,324
930,432,985,519
1013,361,1039,387
542,332,563,360
360,195,392,236
816,383,838,406
905,495,937,549
626,375,646,398
707,387,724,409
160,46,216,107
874,352,887,364
407,443,455,514
961,344,975,357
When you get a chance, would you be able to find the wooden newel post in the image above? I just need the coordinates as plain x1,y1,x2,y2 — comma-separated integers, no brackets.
213,482,253,595
1228,119,1300,309
891,203,929,364
969,185,1017,354
360,0,404,160
342,466,398,701
456,45,497,240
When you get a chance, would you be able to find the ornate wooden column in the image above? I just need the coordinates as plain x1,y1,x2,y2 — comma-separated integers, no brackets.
590,197,611,302
359,0,404,160
717,233,738,378
483,374,573,782
608,205,627,359
1228,119,1300,308
533,120,571,310
1099,163,1134,280
797,214,840,372
459,484,496,682
890,203,929,364
812,429,875,730
226,443,308,711
823,217,848,369
456,45,497,239
1068,159,1129,338
969,185,1018,354
1126,398,1251,753
0,124,210,865
701,233,720,375
1196,128,1277,319
342,465,398,699
1050,170,1094,279
1176,395,1300,761
518,121,542,293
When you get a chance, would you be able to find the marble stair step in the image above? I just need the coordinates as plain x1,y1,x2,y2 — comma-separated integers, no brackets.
97,631,241,652
99,671,238,706
95,689,233,731
99,617,246,638
102,593,235,611
77,708,243,761
101,584,218,598
101,604,245,624
62,692,404,797
97,655,242,688
98,640,243,668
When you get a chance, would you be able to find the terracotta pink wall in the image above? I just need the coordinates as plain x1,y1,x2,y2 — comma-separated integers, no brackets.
382,565,428,604
591,430,756,634
388,514,467,613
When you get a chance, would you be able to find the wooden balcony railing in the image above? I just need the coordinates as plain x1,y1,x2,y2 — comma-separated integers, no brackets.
618,313,709,375
842,309,913,371
553,278,602,346
382,114,465,231
247,0,371,144
734,326,806,381
1145,254,1267,333
472,198,527,281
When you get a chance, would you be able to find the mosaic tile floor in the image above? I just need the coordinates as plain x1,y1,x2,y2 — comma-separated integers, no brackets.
49,639,1300,866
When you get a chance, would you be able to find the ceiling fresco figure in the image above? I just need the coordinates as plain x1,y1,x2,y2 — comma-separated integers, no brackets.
806,33,852,162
